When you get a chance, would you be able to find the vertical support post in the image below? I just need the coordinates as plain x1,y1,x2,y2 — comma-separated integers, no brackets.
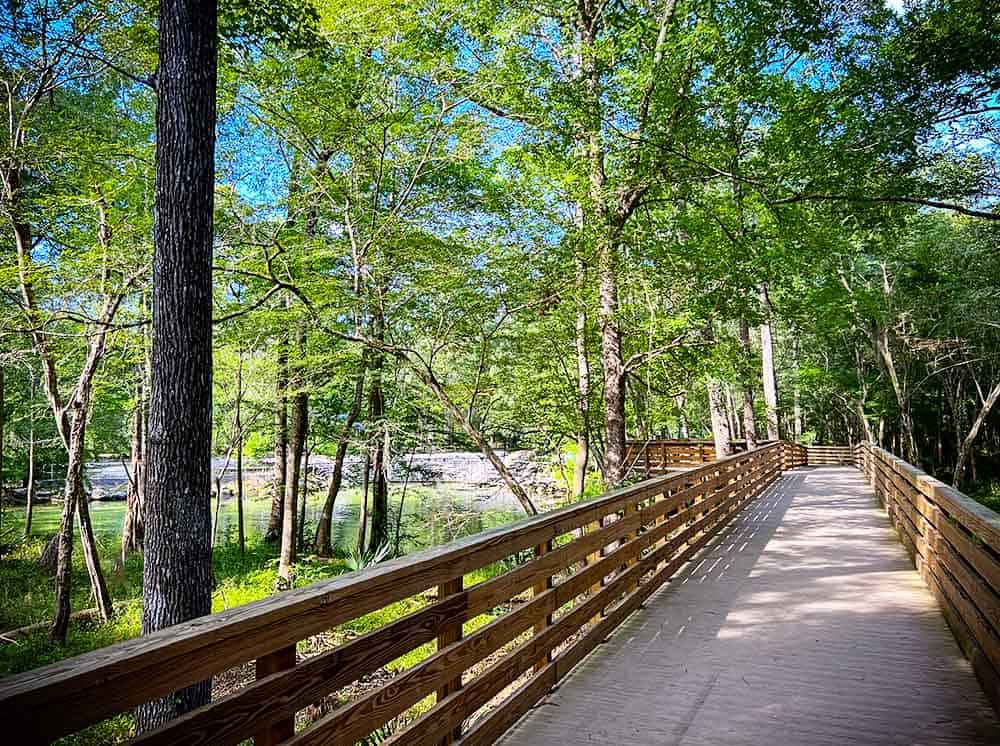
437,575,464,743
644,445,650,477
587,517,603,624
254,645,296,745
533,539,554,672
625,499,640,593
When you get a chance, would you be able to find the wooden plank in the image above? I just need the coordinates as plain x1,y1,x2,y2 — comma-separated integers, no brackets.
253,645,296,746
532,540,553,673
133,591,470,746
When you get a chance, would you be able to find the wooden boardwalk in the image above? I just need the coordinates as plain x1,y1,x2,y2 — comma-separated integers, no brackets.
498,466,1000,746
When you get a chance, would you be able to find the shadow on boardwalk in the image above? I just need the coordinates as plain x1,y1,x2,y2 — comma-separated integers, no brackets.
500,466,1000,746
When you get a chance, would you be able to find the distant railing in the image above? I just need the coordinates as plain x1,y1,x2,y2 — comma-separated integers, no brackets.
0,444,789,745
857,443,1000,711
624,438,844,475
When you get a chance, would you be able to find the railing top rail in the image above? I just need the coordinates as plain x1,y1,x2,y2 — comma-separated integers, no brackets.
859,442,1000,551
0,443,783,736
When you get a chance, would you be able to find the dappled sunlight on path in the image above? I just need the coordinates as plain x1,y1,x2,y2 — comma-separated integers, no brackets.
499,467,1000,746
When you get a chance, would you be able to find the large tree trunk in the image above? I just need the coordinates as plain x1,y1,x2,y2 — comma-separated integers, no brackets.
759,286,780,441
266,336,288,543
278,331,308,587
138,0,217,729
953,381,1000,489
315,370,365,556
738,319,758,449
708,378,733,459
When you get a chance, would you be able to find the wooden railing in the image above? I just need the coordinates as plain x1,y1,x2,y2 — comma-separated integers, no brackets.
1,444,789,745
624,439,849,476
857,443,1000,711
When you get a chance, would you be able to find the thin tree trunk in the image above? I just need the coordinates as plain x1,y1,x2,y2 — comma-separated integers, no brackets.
953,381,1000,489
122,379,145,560
298,443,310,551
24,370,35,537
738,319,758,449
393,448,416,555
759,286,780,441
315,369,365,556
51,410,113,640
676,393,689,438
408,362,537,514
0,365,4,524
235,351,244,555
266,336,288,543
357,453,371,554
138,0,217,728
368,310,389,552
708,378,733,459
573,249,590,499
278,331,308,587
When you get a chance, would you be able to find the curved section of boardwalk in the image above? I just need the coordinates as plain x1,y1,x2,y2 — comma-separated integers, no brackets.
499,466,1000,746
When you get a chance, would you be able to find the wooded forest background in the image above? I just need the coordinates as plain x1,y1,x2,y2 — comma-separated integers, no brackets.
1,0,999,708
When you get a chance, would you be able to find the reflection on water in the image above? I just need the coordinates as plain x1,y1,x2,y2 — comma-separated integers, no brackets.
13,482,527,557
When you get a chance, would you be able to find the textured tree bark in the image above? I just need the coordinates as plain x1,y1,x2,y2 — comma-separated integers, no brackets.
278,330,308,587
738,319,758,449
708,378,733,458
138,0,217,729
315,370,365,556
759,286,780,441
266,335,288,543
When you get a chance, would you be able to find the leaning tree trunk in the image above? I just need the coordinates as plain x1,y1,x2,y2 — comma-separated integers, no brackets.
953,381,1000,489
51,408,114,641
138,0,217,730
708,378,733,459
315,370,365,556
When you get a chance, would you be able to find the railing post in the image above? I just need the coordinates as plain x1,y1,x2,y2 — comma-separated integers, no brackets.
533,539,554,672
254,645,296,745
437,575,464,744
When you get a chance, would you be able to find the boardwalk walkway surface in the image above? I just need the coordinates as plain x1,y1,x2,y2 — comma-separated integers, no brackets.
498,466,1000,746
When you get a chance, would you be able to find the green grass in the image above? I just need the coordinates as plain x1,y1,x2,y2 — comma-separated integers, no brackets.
0,485,528,744
970,481,1000,514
